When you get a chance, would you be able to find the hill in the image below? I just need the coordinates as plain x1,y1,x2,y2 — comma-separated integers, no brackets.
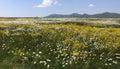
46,12,120,18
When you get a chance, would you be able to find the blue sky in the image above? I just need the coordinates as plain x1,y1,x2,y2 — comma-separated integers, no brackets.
0,0,120,17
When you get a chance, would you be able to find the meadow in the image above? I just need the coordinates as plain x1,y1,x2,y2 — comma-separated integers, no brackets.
0,18,120,69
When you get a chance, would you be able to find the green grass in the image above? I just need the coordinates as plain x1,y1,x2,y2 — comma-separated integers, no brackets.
0,20,120,69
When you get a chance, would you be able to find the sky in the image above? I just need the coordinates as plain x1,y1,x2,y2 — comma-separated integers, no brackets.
0,0,120,17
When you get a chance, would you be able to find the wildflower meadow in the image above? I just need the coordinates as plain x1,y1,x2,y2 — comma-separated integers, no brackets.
0,18,120,69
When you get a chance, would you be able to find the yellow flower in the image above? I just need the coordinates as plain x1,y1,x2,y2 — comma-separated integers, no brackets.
0,29,9,36
73,52,79,56
73,42,84,49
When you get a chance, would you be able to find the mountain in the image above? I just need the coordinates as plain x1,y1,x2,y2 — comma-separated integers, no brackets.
45,12,120,18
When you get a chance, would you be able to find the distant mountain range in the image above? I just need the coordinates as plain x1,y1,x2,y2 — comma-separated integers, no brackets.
45,12,120,18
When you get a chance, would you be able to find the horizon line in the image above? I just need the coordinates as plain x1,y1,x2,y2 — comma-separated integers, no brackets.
0,12,120,17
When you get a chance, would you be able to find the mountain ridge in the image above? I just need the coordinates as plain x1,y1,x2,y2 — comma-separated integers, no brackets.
45,12,120,18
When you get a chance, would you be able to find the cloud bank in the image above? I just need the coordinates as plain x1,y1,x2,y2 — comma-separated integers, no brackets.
36,0,58,8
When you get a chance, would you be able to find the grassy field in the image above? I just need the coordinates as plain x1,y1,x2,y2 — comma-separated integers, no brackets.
0,18,120,69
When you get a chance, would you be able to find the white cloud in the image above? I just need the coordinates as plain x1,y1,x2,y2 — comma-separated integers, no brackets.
88,4,96,8
36,0,58,8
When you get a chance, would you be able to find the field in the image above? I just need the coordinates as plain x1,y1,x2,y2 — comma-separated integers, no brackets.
0,18,120,69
